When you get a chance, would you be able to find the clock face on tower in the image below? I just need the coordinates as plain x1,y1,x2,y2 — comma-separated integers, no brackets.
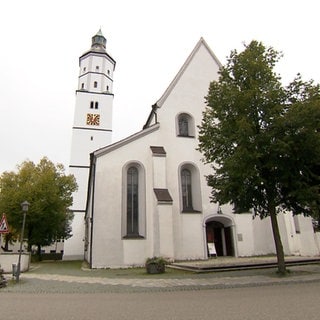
86,113,100,126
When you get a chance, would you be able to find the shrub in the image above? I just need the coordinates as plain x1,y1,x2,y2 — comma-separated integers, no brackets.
145,256,167,274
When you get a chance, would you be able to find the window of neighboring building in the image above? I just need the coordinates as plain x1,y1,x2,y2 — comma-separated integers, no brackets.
127,167,139,236
94,81,98,88
176,113,195,137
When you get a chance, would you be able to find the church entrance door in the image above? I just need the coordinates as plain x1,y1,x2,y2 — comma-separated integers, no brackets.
205,217,234,257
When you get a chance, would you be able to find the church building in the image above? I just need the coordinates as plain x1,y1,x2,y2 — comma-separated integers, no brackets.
66,31,320,267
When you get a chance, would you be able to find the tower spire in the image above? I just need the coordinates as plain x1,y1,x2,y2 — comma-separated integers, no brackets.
91,29,107,51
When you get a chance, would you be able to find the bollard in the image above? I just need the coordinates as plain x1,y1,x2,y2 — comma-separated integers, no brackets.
12,263,17,278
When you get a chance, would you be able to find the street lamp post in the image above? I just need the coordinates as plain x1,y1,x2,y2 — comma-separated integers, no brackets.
16,200,30,282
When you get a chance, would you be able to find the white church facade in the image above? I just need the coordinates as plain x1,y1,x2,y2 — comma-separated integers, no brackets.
65,31,320,267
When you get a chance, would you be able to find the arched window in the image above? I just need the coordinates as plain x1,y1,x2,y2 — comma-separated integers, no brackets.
178,115,189,136
177,113,195,137
95,102,99,109
127,167,139,236
179,163,202,213
94,81,98,88
122,162,146,238
181,168,193,211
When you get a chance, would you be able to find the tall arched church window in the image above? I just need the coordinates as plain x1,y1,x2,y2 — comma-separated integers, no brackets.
181,168,193,211
122,162,146,238
127,167,139,236
179,163,202,213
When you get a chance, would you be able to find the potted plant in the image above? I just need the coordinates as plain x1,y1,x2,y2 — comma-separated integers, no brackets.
145,256,167,274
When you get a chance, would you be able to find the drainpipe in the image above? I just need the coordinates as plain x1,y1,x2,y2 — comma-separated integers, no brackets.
231,224,239,257
89,153,97,269
202,222,208,259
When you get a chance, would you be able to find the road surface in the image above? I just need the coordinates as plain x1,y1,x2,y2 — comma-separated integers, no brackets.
1,282,319,320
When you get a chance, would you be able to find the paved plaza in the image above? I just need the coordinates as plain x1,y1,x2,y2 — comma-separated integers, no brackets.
2,256,320,293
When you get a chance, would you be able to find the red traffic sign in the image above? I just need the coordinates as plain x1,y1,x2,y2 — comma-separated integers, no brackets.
0,214,9,234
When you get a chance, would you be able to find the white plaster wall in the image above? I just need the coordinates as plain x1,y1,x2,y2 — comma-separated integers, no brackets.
233,213,255,256
63,213,85,260
91,131,159,267
72,93,113,128
251,213,320,257
177,214,204,260
154,43,220,261
152,156,166,188
90,123,211,267
78,54,114,92
296,215,320,256
158,205,174,258
252,216,275,255
314,232,320,254
156,44,220,146
69,167,90,210
91,155,124,267
0,253,30,273
123,240,148,266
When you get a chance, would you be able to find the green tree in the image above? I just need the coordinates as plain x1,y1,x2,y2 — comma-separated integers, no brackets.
0,157,77,256
198,41,320,274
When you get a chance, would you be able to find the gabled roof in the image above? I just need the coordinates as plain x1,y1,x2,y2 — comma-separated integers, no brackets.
93,123,160,158
143,38,222,129
92,38,221,159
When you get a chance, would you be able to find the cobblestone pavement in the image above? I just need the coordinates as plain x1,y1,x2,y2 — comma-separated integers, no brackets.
2,259,320,294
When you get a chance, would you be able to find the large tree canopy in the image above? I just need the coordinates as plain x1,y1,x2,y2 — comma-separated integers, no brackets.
0,157,77,253
198,40,320,274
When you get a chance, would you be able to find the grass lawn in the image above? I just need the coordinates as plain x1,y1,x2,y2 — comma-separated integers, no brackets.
27,259,301,280
28,260,197,279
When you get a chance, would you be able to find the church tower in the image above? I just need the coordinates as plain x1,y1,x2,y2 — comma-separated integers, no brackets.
63,30,116,260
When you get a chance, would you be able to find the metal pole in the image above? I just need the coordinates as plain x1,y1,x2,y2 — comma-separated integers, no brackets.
16,201,29,282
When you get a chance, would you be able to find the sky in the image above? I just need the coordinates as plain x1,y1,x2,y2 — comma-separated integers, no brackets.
0,0,319,174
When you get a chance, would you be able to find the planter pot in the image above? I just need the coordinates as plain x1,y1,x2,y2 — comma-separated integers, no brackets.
146,262,165,274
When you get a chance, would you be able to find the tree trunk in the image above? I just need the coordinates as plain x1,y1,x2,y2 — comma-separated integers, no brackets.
37,244,42,261
269,205,287,275
4,235,9,251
